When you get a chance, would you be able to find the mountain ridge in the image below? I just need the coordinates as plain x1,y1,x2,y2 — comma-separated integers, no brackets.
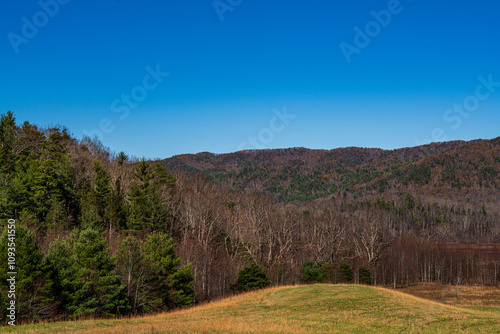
161,137,500,202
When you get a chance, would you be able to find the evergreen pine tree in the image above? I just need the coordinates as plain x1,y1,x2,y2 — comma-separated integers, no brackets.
0,224,57,323
46,238,73,317
339,262,353,283
128,160,153,230
141,232,194,309
64,228,130,317
0,111,17,174
235,263,270,291
359,265,372,285
300,261,327,284
128,159,172,231
116,151,128,166
27,131,76,230
93,161,111,220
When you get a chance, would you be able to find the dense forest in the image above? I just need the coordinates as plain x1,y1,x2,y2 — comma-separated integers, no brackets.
1,111,500,324
162,138,500,202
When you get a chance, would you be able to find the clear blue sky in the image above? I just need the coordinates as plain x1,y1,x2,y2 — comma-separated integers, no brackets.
1,0,500,159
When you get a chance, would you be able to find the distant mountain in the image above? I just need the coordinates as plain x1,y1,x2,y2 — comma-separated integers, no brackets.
161,138,500,202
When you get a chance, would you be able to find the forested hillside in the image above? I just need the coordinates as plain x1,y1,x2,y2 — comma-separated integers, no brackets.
1,111,499,325
162,138,500,202
0,112,194,323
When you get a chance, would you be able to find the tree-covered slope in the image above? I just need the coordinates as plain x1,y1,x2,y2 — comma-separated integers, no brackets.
161,138,500,202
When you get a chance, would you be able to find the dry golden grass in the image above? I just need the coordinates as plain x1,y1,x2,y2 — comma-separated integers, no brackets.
3,284,500,333
399,283,500,307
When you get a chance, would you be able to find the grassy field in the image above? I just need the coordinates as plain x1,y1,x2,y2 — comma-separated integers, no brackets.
2,284,500,333
399,283,500,307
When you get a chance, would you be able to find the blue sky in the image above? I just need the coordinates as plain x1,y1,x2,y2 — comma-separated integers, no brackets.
1,0,500,159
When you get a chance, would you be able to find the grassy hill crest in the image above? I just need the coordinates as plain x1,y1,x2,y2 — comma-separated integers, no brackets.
7,284,500,333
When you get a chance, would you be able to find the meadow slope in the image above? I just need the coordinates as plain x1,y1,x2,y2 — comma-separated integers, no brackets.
2,284,500,334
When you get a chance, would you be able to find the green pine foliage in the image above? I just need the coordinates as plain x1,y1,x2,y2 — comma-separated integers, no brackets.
61,228,130,318
116,233,195,314
168,264,195,307
116,151,128,166
359,266,372,285
0,111,17,174
141,232,195,309
0,112,194,321
128,159,173,231
0,224,57,323
235,264,270,291
46,238,73,316
339,262,353,283
300,261,327,284
0,116,76,232
93,161,112,220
